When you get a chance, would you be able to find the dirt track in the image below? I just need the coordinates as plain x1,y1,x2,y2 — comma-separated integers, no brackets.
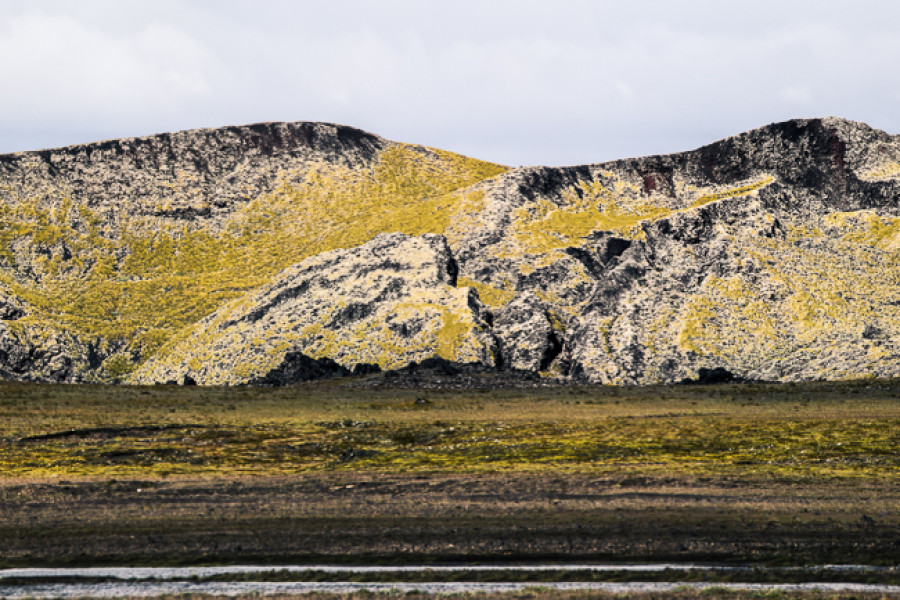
2,473,898,567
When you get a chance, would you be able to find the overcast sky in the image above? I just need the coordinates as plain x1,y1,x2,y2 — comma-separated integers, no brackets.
1,0,898,166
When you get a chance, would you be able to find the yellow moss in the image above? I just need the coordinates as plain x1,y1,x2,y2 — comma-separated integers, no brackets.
677,296,717,355
548,311,566,334
596,316,614,354
436,310,472,360
786,223,823,242
843,213,900,251
670,211,900,373
692,176,775,207
512,197,669,256
860,161,900,181
676,276,783,361
787,289,820,331
503,173,774,262
102,354,136,381
457,276,515,308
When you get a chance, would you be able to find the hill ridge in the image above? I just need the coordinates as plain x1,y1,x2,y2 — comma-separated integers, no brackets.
0,117,897,384
0,120,386,159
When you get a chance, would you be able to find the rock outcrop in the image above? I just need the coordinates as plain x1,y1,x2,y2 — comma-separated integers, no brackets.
132,233,497,385
493,292,562,372
0,116,898,384
0,121,386,229
446,117,900,383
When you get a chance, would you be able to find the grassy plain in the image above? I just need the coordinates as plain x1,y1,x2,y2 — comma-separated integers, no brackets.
0,378,898,568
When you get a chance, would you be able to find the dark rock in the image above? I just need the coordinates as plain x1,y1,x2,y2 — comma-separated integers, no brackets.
0,324,88,383
417,356,461,376
0,295,24,320
351,362,381,376
250,351,351,386
862,325,882,340
680,367,742,385
337,448,379,462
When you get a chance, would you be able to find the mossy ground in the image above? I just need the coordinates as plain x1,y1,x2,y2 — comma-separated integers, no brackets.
0,380,898,568
1,379,897,480
674,211,900,371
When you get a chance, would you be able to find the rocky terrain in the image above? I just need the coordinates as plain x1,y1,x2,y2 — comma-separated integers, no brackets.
0,117,897,384
135,233,497,386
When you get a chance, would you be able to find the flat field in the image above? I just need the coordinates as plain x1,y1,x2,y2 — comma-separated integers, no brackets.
0,378,898,568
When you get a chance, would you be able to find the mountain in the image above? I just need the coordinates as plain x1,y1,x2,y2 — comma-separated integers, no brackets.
0,118,897,384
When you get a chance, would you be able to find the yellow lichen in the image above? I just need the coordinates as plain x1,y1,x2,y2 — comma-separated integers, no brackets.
457,276,515,308
691,176,775,208
859,161,900,181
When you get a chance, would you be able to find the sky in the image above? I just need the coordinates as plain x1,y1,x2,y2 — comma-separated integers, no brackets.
0,0,898,167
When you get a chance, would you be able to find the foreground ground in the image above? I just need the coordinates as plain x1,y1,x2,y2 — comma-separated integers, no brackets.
2,588,899,600
0,378,898,568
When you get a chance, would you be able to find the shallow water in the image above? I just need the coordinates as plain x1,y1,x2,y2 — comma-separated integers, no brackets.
2,580,900,598
2,563,893,579
2,564,897,599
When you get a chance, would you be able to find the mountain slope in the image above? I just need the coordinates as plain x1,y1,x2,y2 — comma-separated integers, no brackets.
446,117,900,383
0,122,507,381
0,117,898,384
134,233,496,385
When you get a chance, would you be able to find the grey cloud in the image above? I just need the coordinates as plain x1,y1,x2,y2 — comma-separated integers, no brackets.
0,0,897,166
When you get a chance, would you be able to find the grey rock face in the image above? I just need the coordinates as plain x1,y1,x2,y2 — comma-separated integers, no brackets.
0,293,24,320
493,293,561,372
0,324,89,382
1,116,899,385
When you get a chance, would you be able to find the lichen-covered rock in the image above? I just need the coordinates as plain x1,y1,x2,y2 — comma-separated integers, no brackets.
1,116,899,385
493,292,561,372
0,121,386,228
0,293,24,321
447,117,900,384
0,323,91,382
0,121,506,382
132,233,498,385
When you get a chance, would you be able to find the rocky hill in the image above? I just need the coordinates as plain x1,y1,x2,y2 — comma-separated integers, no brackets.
0,118,897,384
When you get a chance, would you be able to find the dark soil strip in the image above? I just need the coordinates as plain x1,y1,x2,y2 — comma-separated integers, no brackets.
18,424,206,443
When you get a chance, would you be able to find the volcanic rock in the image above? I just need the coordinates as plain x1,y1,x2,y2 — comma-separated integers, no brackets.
0,117,898,385
132,233,497,385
